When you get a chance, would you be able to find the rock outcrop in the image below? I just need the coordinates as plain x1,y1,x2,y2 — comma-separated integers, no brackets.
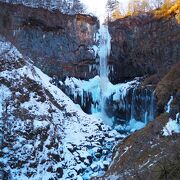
155,62,180,115
102,113,180,180
108,4,180,84
101,62,180,180
0,1,99,80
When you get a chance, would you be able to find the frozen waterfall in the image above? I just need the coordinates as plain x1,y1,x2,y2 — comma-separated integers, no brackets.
59,19,157,130
98,21,112,125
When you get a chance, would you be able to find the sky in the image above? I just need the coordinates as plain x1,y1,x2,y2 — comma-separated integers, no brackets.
80,0,129,22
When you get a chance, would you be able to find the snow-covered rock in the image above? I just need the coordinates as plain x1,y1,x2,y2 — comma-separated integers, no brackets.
0,37,123,179
163,113,180,136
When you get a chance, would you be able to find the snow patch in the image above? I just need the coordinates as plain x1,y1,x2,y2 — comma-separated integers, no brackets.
126,119,146,132
163,113,180,136
33,120,50,129
0,38,23,61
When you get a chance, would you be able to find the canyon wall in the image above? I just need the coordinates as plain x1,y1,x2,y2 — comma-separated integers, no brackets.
102,4,180,179
108,9,180,84
0,1,98,80
0,2,179,85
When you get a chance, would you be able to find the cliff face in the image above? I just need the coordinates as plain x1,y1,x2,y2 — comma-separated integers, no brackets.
108,9,180,84
102,62,180,180
0,2,98,80
101,4,180,179
1,2,179,85
155,62,180,114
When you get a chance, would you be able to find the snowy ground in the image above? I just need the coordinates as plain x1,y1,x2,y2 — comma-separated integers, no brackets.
0,37,126,179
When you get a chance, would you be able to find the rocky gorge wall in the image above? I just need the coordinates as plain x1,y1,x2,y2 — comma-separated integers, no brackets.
108,9,180,84
101,3,180,178
0,1,179,179
0,1,179,86
0,1,98,80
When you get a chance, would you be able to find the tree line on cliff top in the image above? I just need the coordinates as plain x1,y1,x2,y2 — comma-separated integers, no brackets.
106,0,179,21
1,0,85,14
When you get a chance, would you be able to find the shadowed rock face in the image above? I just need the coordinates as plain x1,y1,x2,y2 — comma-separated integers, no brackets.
108,12,180,84
0,1,99,80
155,62,180,115
1,2,179,84
99,62,180,180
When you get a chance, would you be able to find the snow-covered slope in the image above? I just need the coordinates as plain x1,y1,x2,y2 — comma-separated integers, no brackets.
0,37,123,179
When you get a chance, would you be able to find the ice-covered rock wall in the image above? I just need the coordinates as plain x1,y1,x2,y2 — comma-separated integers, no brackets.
59,76,157,130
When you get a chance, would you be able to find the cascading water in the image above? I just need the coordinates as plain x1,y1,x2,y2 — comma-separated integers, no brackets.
130,88,156,124
98,19,112,125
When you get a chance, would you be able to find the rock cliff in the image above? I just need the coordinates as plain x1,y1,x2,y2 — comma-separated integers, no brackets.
0,1,98,80
108,6,180,84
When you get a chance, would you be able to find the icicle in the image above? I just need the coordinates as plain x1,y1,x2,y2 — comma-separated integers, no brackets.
149,91,155,121
112,65,114,73
144,111,148,124
144,89,148,123
130,88,136,121
88,65,92,73
166,96,173,113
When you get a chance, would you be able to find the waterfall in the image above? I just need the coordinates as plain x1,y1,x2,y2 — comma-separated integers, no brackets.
130,88,156,124
130,88,136,121
149,91,155,121
59,17,157,129
98,20,112,125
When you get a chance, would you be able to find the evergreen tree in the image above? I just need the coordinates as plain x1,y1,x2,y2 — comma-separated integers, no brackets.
106,0,120,20
71,0,85,14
